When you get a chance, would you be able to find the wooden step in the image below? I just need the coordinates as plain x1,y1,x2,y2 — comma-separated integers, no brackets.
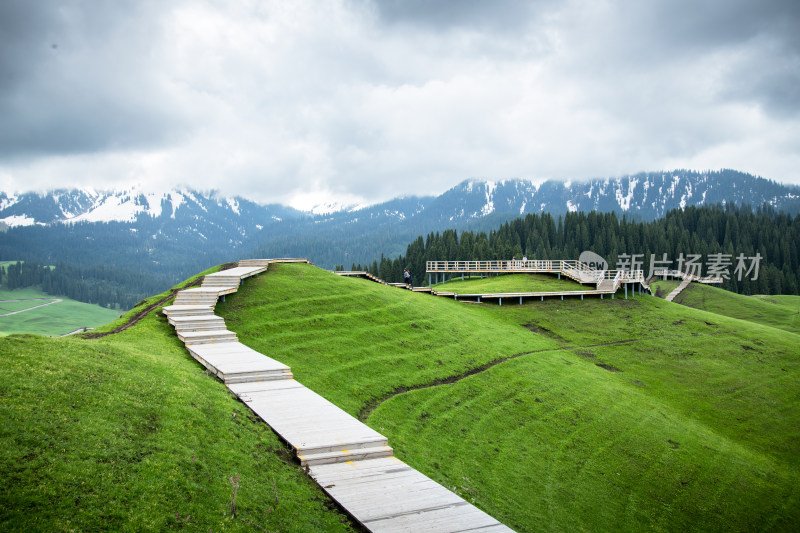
299,445,394,467
223,370,294,384
207,266,266,279
238,259,271,268
177,329,237,345
296,436,390,457
162,304,214,317
173,293,222,305
170,316,226,332
188,343,293,384
168,314,223,326
202,277,241,286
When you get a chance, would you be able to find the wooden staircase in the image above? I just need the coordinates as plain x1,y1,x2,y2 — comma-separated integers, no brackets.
163,259,515,532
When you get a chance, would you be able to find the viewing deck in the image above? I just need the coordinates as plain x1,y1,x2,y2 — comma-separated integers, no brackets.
426,260,647,293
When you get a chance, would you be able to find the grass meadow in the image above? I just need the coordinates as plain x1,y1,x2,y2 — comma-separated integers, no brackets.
2,262,797,532
650,280,800,335
218,263,800,532
0,286,121,337
431,272,590,293
0,266,356,532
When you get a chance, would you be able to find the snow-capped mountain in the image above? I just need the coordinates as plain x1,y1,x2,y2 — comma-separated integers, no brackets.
416,169,800,223
0,186,303,228
1,169,798,279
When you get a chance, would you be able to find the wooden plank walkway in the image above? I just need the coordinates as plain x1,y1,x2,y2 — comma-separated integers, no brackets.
336,264,649,303
666,277,693,302
165,259,514,532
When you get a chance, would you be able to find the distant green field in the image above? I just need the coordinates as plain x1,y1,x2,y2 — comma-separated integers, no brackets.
218,263,800,532
0,286,121,337
432,272,590,293
651,280,800,335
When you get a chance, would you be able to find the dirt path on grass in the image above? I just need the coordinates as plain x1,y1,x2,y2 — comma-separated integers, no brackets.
83,263,240,339
82,279,202,339
359,324,731,421
0,298,62,316
358,348,557,421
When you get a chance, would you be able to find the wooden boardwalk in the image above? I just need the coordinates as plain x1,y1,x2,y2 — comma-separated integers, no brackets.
165,259,514,532
336,259,649,303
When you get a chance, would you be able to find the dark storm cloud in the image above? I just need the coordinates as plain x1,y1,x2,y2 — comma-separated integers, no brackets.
0,0,187,158
369,0,552,31
641,0,800,116
559,0,800,117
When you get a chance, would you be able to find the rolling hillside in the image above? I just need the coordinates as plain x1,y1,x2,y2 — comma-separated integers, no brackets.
217,263,800,532
1,262,798,531
0,286,121,337
0,267,356,532
650,280,800,335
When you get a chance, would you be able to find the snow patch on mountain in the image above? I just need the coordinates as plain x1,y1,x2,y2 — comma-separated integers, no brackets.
0,214,38,227
66,193,141,223
615,176,639,211
481,181,497,216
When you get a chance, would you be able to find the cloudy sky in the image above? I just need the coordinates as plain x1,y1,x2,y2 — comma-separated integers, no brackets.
0,0,798,210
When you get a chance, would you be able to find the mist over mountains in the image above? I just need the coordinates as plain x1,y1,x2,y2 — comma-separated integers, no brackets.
2,169,798,296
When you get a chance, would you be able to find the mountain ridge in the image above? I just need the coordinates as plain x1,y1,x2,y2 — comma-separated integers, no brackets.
3,169,798,229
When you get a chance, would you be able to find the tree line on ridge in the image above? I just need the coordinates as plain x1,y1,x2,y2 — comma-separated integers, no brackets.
348,205,799,295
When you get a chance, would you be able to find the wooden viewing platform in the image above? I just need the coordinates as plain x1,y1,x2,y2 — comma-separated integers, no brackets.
426,260,646,290
335,263,649,302
165,259,515,532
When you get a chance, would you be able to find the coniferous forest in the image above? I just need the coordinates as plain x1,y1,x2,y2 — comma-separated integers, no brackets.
0,261,171,309
356,205,800,295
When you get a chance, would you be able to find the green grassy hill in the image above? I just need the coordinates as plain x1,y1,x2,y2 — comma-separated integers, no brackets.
0,267,355,532
217,263,800,532
0,286,121,337
2,262,798,532
651,280,800,335
431,272,589,293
